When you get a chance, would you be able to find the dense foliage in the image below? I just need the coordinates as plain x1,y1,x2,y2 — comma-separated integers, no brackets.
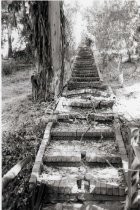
1,1,31,58
86,0,140,61
84,0,140,85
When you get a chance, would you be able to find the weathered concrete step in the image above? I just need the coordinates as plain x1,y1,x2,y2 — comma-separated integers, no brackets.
71,74,99,80
62,88,111,98
74,63,94,67
44,140,118,154
43,139,120,165
76,51,93,58
43,154,121,166
41,201,123,210
73,66,97,70
72,73,99,79
73,68,98,73
43,151,81,166
78,49,92,53
76,57,94,60
69,99,114,109
76,54,94,57
68,82,108,91
73,70,98,75
71,77,100,82
41,165,126,188
72,73,99,78
51,124,115,140
43,192,125,204
54,96,114,116
74,63,96,67
74,59,94,63
38,173,126,201
58,112,114,122
76,57,95,62
77,53,92,57
90,113,114,122
73,67,96,72
42,164,125,183
78,46,91,50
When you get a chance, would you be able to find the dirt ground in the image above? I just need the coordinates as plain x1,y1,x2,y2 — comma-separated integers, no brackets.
110,68,140,155
2,68,55,210
96,58,140,125
112,79,140,122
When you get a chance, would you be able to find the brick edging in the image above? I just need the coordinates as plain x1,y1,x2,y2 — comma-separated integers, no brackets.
114,117,128,184
29,122,53,187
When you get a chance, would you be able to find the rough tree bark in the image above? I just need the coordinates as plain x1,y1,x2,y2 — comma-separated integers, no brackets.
30,1,65,101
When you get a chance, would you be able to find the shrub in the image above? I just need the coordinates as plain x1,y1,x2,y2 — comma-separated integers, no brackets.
2,59,16,75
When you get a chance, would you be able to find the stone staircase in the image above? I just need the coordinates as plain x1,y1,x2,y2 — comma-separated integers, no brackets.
68,47,105,91
30,44,128,210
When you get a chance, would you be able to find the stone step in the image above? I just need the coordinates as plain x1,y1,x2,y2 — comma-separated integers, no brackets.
76,57,94,61
43,154,121,166
74,67,95,71
90,113,114,122
77,54,93,58
68,82,107,91
74,60,94,64
73,68,98,72
69,99,114,109
57,112,114,123
76,56,94,60
75,57,94,61
51,123,115,140
74,64,96,68
78,47,91,50
78,49,92,53
38,170,126,202
77,52,93,55
41,201,124,210
43,181,125,198
43,140,120,166
78,49,92,52
78,53,92,57
74,63,94,67
72,73,99,78
75,61,95,65
63,88,111,98
74,62,94,67
70,77,100,82
73,68,98,73
55,96,114,115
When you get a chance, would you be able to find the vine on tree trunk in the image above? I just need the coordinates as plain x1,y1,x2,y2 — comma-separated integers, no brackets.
30,1,65,101
30,1,52,101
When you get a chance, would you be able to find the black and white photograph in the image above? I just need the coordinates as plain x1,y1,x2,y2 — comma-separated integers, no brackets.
1,0,140,209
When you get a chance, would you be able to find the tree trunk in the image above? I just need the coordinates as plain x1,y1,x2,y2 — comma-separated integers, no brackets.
118,56,124,87
48,1,64,99
30,1,65,101
8,23,12,58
